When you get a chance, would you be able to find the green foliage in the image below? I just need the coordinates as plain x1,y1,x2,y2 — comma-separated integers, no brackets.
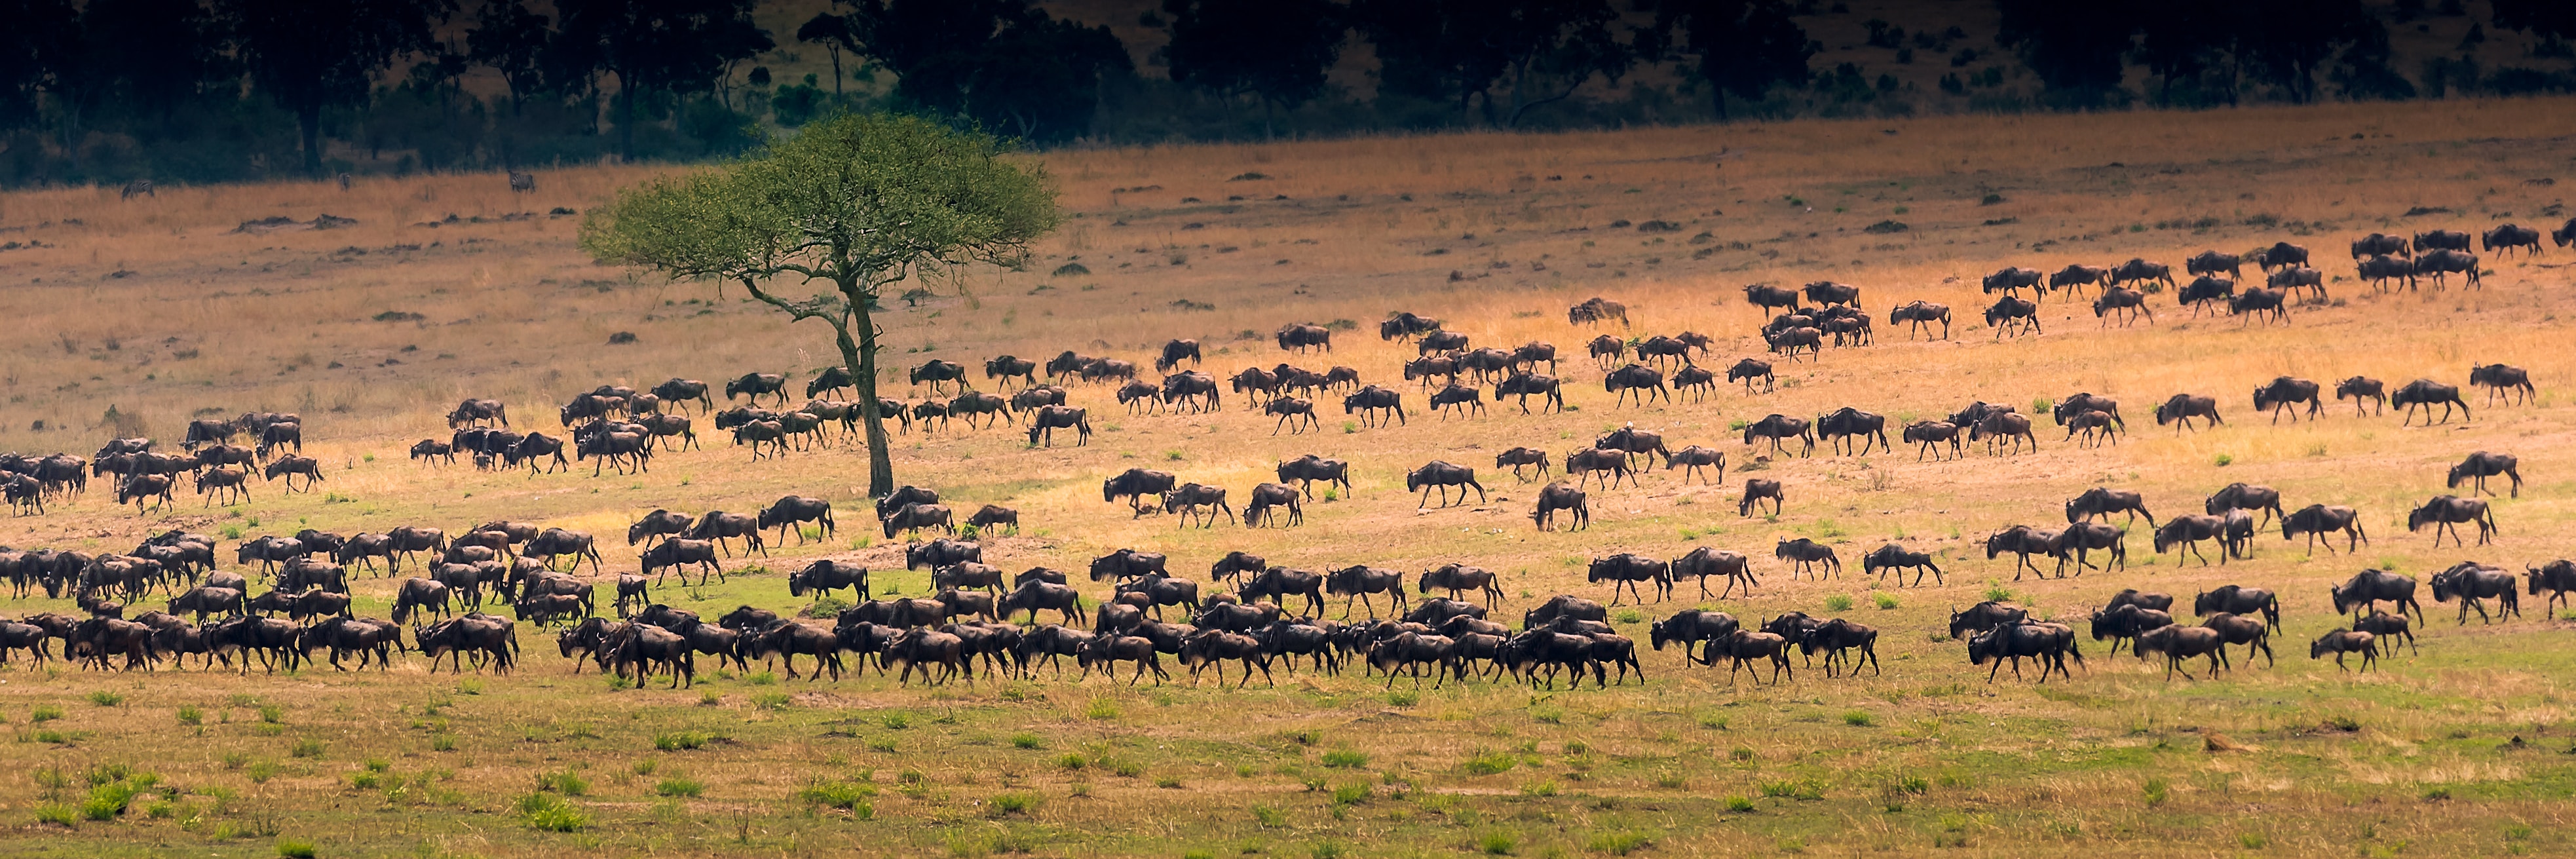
798,779,877,812
1462,750,1516,775
87,691,123,707
35,805,77,826
654,777,704,797
275,839,319,859
1010,733,1043,750
1587,830,1652,855
654,732,710,751
1842,710,1876,727
988,791,1038,816
29,705,62,723
1874,593,1901,610
1320,749,1369,769
177,706,202,725
516,792,590,831
1825,595,1855,612
2142,778,2170,807
1479,831,1520,854
535,769,589,796
1726,795,1756,812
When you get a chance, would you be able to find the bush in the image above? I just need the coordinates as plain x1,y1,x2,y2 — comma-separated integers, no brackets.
751,692,789,711
988,791,1038,816
799,779,877,810
1462,750,1516,775
35,805,77,826
1726,795,1756,812
1842,710,1875,727
1331,783,1370,805
1587,830,1652,855
654,777,704,797
1874,594,1901,610
535,769,588,795
1480,831,1520,854
87,691,123,707
1010,733,1042,750
275,839,319,858
1825,595,1855,612
177,706,202,725
516,792,590,832
654,732,710,751
1320,749,1369,769
1084,698,1120,720
29,705,62,723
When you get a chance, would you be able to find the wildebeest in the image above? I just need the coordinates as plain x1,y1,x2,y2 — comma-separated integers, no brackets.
1418,330,1469,354
447,398,509,428
1901,420,1960,461
2391,378,2469,426
2191,584,2281,634
1948,600,2028,640
2267,265,2324,301
2412,248,2481,288
2110,257,2172,289
2153,394,2222,432
1586,554,1669,605
1887,301,1951,339
2153,515,2229,566
2255,241,2307,271
1563,447,1633,490
2204,482,2283,527
2091,287,2152,326
2132,624,2224,680
1815,407,1887,455
1603,364,1668,406
1428,383,1485,419
909,360,968,395
2049,263,2108,297
2357,254,2415,291
1765,325,1822,360
1739,478,1783,518
2482,223,2541,258
1103,468,1177,510
1490,371,1564,414
2332,376,2386,416
1981,266,2041,296
262,455,323,493
2309,629,2376,672
2469,363,2532,406
1240,566,1325,618
2406,495,2494,546
1585,334,1625,368
1773,537,1837,579
1342,385,1407,426
2176,275,2234,315
1407,461,1485,508
1325,565,1409,618
759,496,835,544
1276,323,1333,353
2330,569,2421,622
1567,296,1629,326
2431,562,2520,625
2226,287,2288,324
1380,311,1441,341
2186,249,2241,279
2252,376,2320,423
1726,358,1776,393
1243,482,1304,529
1531,482,1589,531
1982,295,2039,339
1967,410,2036,455
1420,563,1504,605
1154,339,1202,373
640,539,721,585
2281,504,2368,554
1023,404,1091,448
1665,445,1724,485
1266,454,1349,501
725,373,789,406
1160,483,1234,527
2089,603,2174,657
2526,560,2576,617
881,502,955,539
1968,620,2081,683
1861,544,1942,587
1741,413,1813,457
1743,283,1800,313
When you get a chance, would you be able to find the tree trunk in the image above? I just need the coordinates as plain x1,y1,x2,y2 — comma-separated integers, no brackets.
299,100,324,174
617,80,636,163
835,279,894,497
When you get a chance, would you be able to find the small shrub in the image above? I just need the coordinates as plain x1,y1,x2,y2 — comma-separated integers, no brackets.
1587,830,1652,855
654,732,711,752
1874,594,1900,610
35,805,77,826
1331,783,1371,805
1011,733,1042,750
30,705,63,723
1463,750,1517,775
177,706,202,725
1726,795,1756,812
656,776,704,797
1321,749,1369,769
1155,776,1184,789
751,691,789,711
1253,804,1288,828
2142,778,2170,807
2214,453,2233,467
1385,691,1418,707
1825,595,1854,612
798,780,877,811
1982,584,2013,602
988,792,1038,816
87,691,123,707
246,761,279,784
1843,710,1875,727
1480,831,1520,855
430,735,457,752
290,738,326,758
258,704,284,723
1055,754,1087,771
1520,780,1558,797
536,769,589,795
275,839,319,858
1084,698,1120,720
516,792,590,832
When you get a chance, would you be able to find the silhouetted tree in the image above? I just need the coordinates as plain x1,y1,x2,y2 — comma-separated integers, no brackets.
2133,0,2238,105
1648,0,1815,121
552,0,771,162
221,0,454,173
1355,0,1637,127
1995,0,2134,105
2237,0,2373,104
1162,0,1347,138
468,0,554,113
844,0,1129,143
796,12,854,97
2490,0,2576,41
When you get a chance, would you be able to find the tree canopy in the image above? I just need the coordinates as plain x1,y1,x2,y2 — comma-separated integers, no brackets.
580,113,1059,495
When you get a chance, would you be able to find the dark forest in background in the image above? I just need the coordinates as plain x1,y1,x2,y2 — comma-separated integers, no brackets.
0,0,2571,188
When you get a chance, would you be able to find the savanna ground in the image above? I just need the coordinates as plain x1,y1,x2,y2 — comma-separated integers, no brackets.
2,98,2576,858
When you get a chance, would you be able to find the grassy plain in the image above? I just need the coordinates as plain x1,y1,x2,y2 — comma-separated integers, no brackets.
0,98,2574,857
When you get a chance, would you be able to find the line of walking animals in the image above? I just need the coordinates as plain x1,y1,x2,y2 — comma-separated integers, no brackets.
1,412,311,515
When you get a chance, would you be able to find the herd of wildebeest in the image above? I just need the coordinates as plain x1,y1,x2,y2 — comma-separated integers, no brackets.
0,226,2564,691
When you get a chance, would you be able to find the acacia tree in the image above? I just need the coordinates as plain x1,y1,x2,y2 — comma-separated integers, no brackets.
580,113,1058,496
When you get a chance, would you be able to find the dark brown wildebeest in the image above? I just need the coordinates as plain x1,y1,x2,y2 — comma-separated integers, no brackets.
390,578,452,624
1887,300,1951,339
408,439,455,465
1274,454,1350,499
2088,603,2172,656
1116,379,1162,414
2483,223,2541,258
2132,624,2224,680
2408,495,2494,547
2205,482,2283,527
2187,249,2241,279
725,373,789,406
1586,554,1669,605
1804,280,1861,307
2192,584,2281,634
193,468,249,506
1454,347,1512,383
523,527,603,572
2282,504,2368,554
881,502,955,539
1229,366,1280,405
1027,404,1091,446
1650,609,1741,664
1982,266,2041,296
2412,248,2482,288
1766,326,1823,360
1595,425,1672,469
2049,264,2108,298
1418,329,1469,354
2202,611,2275,667
2392,378,2469,426
1743,283,1800,313
1428,383,1485,419
983,354,1037,390
687,511,763,557
1983,295,2039,339
1086,548,1167,583
1567,296,1629,326
960,505,1017,536
1493,371,1564,413
2267,265,2325,301
1707,629,1790,685
2091,287,2152,326
2556,217,2576,250
909,360,968,395
1044,351,1097,381
1380,312,1442,341
1666,446,1724,485
1509,341,1559,373
759,496,834,545
1815,407,1887,455
1602,364,1668,406
1162,483,1234,527
1164,368,1221,412
1240,566,1325,618
1403,354,1459,387
2309,629,2376,672
1802,617,1880,677
2153,515,2228,566
2226,287,2288,325
183,417,237,450
640,538,721,586
1343,385,1407,427
261,455,322,493
1903,420,1961,461
1742,413,1813,457
1948,600,2028,640
2469,363,2532,406
1155,339,1202,373
628,509,693,548
2352,232,2410,258
2256,241,2309,272
948,391,1011,428
1407,461,1485,508
1244,483,1304,528
1564,447,1633,490
1276,323,1333,353
1861,544,1942,586
1103,468,1177,511
1967,410,2036,455
2251,376,2322,423
652,379,712,413
2062,411,2121,447
2431,562,2520,625
1739,478,1785,518
2525,560,2576,617
2330,569,2421,622
1968,620,2081,683
1496,446,1551,482
2175,275,2233,316
447,398,509,428
1420,563,1504,605
1207,552,1266,589
2153,393,2222,432
1078,357,1138,383
2110,257,2172,289
1531,480,1589,531
1325,565,1407,618
1774,537,1838,579
1722,358,1774,394
1586,334,1625,368
2357,254,2414,292
1673,366,1718,402
2335,376,2385,415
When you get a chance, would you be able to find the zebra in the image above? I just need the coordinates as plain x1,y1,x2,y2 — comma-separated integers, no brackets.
508,171,535,193
119,180,154,200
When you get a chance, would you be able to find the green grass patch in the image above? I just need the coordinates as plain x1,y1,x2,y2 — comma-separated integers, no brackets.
515,792,589,832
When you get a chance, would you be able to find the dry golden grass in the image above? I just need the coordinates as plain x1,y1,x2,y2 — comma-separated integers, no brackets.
0,97,2573,856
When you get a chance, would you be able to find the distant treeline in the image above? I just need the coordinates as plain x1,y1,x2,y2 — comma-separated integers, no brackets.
2,0,2571,189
